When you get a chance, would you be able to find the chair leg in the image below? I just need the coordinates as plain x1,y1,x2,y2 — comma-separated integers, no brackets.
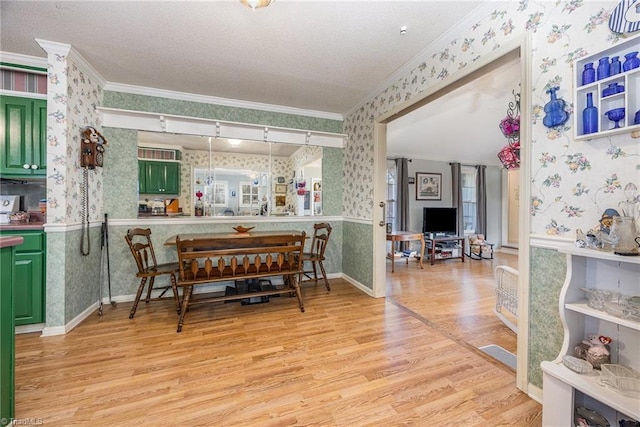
177,285,192,333
170,273,181,314
145,277,155,303
130,277,148,319
291,274,305,312
318,260,330,291
311,261,319,281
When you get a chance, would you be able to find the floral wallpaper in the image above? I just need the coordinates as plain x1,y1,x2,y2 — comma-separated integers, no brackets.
45,51,104,224
40,45,104,328
342,0,639,389
344,0,639,234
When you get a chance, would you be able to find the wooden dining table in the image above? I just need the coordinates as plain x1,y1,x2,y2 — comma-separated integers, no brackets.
164,230,304,246
164,229,308,332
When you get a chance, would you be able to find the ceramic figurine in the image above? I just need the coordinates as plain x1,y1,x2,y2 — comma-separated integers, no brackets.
599,208,620,234
542,86,569,128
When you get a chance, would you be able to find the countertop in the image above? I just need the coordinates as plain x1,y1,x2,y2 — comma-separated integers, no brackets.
0,235,25,248
0,221,46,231
0,211,46,231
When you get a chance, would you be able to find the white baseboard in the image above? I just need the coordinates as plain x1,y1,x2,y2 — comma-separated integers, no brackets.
41,301,100,337
340,273,374,297
527,382,543,404
15,323,45,335
39,273,366,336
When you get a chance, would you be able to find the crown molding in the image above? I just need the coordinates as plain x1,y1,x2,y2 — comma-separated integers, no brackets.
104,82,344,122
346,1,503,118
36,39,106,87
0,51,47,70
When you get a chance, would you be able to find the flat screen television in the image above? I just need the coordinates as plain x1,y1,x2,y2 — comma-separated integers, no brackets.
423,207,457,236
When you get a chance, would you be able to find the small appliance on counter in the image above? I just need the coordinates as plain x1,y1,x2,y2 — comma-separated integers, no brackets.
0,195,21,224
165,198,180,214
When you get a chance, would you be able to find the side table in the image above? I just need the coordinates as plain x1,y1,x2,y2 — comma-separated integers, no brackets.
386,231,425,273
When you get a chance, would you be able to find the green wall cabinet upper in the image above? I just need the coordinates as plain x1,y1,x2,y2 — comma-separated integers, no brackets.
0,231,45,326
139,160,180,195
0,96,47,177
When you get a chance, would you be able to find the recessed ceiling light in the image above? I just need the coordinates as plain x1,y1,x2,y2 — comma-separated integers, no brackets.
228,139,242,146
400,26,407,35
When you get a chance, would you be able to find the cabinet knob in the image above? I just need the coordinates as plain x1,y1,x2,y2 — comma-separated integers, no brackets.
31,164,38,170
23,164,30,169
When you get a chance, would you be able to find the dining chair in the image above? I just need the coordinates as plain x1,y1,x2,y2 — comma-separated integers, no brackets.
302,222,332,291
124,228,180,319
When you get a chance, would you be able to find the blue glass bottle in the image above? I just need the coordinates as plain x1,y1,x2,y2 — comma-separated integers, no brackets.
583,93,598,135
582,63,595,85
610,56,621,75
623,51,640,71
597,57,610,80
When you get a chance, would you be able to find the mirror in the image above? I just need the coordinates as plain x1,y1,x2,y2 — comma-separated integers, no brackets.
137,131,323,217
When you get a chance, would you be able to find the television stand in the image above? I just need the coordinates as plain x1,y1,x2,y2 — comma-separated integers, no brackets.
424,236,465,265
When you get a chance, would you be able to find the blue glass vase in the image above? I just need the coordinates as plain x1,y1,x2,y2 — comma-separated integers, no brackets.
582,63,595,85
583,93,598,135
623,51,640,71
597,57,610,80
610,56,621,75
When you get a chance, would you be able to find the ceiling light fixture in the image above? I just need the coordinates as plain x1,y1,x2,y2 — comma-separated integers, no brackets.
228,139,242,146
239,0,273,11
400,26,407,35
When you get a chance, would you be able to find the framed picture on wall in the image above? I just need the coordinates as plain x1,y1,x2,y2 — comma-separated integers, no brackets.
275,184,287,194
275,195,286,207
416,172,442,200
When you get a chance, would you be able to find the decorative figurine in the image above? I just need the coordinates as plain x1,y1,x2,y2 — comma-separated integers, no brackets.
542,86,570,128
574,334,612,370
599,208,620,234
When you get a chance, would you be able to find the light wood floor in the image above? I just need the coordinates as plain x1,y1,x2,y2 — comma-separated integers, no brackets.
14,251,541,426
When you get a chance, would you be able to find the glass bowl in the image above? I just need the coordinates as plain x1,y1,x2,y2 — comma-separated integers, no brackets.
581,288,619,310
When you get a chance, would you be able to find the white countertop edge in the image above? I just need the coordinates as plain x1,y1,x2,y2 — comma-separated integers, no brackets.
44,215,349,232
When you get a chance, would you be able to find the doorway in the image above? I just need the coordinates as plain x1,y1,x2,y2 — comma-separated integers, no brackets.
372,36,531,392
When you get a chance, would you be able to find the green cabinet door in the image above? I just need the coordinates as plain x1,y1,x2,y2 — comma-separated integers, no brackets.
163,162,180,194
139,161,180,195
0,96,47,177
0,244,16,424
14,252,44,325
0,231,45,326
138,160,147,193
32,100,47,176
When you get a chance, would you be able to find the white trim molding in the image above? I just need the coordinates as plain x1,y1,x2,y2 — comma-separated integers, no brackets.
97,107,347,148
36,39,106,87
0,51,47,70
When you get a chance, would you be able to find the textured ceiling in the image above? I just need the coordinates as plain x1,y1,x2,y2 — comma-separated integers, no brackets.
0,0,488,116
1,1,516,164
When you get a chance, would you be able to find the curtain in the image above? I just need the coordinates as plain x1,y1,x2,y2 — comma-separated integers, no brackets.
476,165,487,237
450,162,463,236
396,158,410,250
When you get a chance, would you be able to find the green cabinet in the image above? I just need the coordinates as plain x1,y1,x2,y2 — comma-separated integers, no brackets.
139,160,180,194
1,240,18,424
0,231,45,325
0,96,47,177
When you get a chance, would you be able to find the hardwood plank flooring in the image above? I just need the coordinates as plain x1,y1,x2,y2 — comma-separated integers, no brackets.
386,251,519,353
14,253,541,426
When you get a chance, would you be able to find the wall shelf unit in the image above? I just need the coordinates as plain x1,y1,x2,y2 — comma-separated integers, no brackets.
541,245,640,425
573,34,640,140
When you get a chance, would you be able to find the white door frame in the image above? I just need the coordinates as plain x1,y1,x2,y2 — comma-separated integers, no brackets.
371,34,532,394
